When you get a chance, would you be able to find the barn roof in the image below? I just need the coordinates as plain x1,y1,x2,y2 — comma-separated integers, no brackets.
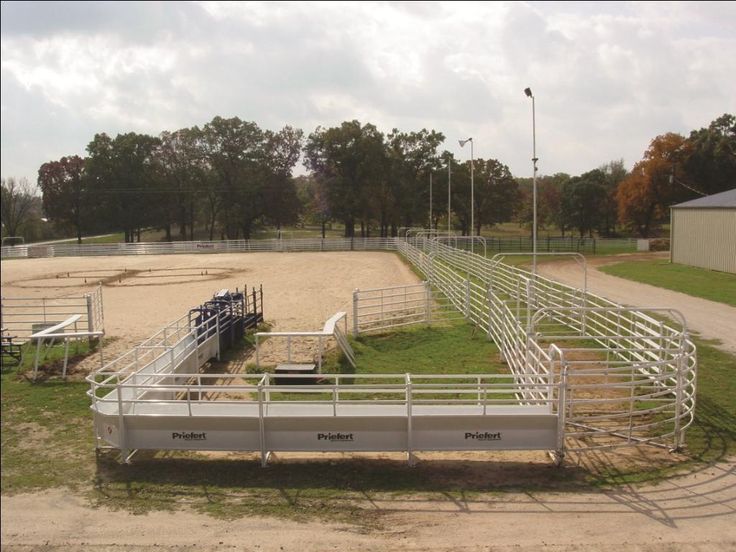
672,188,736,209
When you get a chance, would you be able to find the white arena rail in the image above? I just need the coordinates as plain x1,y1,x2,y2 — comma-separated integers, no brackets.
2,238,398,259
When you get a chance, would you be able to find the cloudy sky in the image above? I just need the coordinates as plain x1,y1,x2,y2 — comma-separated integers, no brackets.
2,1,735,183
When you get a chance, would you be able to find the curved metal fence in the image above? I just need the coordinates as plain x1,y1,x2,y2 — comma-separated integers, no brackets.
395,239,697,453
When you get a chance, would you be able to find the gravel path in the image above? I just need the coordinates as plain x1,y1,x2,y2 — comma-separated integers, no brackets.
538,255,736,354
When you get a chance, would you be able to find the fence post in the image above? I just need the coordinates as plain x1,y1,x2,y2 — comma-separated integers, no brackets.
86,293,97,347
555,360,568,465
465,278,471,319
673,346,684,451
425,281,432,324
352,289,360,336
406,373,415,467
486,285,493,340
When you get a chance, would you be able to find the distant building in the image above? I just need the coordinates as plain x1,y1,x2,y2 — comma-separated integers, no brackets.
670,188,736,273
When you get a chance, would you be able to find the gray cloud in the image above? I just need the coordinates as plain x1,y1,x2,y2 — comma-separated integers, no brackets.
1,1,734,182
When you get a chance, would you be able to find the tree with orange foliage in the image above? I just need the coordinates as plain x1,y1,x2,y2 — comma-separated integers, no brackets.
616,133,691,237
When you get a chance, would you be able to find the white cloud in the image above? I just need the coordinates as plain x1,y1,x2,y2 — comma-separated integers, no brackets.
1,0,735,181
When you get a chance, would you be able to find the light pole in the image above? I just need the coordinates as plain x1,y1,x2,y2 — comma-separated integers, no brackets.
459,137,474,236
429,172,433,231
524,87,538,276
447,156,452,236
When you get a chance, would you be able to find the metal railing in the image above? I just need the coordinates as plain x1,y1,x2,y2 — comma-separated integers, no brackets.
351,282,463,335
1,285,104,343
255,312,356,371
394,238,697,452
1,237,398,259
82,236,695,459
1,236,640,260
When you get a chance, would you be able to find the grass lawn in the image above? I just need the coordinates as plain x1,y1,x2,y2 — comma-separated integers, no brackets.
599,260,736,306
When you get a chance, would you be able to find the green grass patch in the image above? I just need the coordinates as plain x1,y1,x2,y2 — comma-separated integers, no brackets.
81,233,125,244
599,260,736,306
1,341,101,493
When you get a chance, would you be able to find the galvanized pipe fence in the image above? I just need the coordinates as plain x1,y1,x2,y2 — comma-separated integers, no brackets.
1,236,639,259
355,238,697,452
1,284,104,343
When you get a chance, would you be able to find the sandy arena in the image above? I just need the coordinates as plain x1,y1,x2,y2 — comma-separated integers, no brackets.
1,251,420,358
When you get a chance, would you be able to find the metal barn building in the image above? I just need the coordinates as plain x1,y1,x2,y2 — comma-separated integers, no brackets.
670,188,736,273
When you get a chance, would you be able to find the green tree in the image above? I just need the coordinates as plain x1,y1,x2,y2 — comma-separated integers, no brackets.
681,113,736,196
304,121,387,237
37,155,89,243
562,169,607,237
201,117,264,239
385,129,445,235
261,126,304,231
86,132,161,242
155,128,206,241
598,159,627,237
1,177,36,239
472,158,519,235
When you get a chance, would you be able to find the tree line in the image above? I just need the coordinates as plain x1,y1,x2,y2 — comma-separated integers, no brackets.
1,113,733,244
516,113,735,237
29,117,521,242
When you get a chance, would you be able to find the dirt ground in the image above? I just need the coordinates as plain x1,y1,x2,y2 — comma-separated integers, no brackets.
2,251,735,550
1,251,421,367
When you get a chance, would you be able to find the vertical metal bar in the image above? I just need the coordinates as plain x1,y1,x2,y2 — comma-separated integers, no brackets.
673,347,684,450
255,334,260,369
405,373,415,467
465,278,470,319
425,281,432,324
62,338,70,378
33,337,43,380
86,293,95,346
215,313,221,361
117,383,128,462
352,289,359,336
258,383,268,467
555,360,567,464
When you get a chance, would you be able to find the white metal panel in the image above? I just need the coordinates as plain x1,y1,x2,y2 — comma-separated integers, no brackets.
672,208,736,273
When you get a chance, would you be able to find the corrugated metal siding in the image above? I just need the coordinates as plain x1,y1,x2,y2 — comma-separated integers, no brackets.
671,208,736,273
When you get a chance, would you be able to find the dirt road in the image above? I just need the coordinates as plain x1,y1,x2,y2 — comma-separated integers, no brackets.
2,458,734,551
538,255,736,354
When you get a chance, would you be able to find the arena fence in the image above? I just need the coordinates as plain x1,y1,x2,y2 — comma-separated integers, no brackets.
389,239,697,453
1,236,638,259
81,236,694,464
1,238,397,259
